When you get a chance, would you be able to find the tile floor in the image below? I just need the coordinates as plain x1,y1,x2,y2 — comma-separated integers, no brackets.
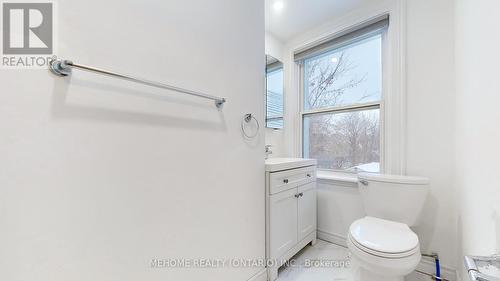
275,240,430,281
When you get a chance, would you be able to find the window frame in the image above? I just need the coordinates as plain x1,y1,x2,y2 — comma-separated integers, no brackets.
298,30,387,174
265,66,284,129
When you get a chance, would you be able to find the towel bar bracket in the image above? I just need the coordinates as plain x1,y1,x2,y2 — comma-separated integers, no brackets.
50,59,72,77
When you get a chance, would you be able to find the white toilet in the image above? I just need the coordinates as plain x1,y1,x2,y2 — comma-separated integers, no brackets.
347,173,429,281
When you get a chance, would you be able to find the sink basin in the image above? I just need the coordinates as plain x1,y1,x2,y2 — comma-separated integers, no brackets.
265,158,317,172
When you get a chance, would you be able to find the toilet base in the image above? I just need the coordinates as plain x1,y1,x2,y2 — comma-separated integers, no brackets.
353,261,404,281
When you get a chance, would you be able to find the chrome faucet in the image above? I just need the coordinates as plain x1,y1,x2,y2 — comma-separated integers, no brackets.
265,145,273,159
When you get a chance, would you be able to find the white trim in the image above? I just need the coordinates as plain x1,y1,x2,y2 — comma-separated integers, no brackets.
296,60,305,158
381,0,407,175
246,268,268,281
301,101,381,116
317,178,358,187
318,229,457,281
316,170,359,187
318,229,348,247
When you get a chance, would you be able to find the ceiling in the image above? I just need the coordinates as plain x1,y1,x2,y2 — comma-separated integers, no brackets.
265,0,373,42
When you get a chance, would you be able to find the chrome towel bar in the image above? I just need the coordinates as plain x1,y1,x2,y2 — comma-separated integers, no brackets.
49,59,226,109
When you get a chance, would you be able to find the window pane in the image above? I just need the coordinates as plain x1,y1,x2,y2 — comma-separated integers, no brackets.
303,34,382,111
303,109,380,172
266,67,284,129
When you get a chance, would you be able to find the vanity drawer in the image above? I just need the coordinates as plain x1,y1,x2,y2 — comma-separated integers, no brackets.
269,166,316,195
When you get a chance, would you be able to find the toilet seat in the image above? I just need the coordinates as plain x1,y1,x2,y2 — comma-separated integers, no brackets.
349,217,420,258
349,233,419,258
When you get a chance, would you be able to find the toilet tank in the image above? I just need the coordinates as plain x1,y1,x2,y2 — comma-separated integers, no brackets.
358,173,429,226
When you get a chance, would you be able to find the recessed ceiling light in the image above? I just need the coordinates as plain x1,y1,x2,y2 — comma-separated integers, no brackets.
331,57,339,63
273,0,284,11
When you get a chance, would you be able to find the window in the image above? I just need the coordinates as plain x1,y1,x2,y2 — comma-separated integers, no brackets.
299,25,386,173
266,57,284,129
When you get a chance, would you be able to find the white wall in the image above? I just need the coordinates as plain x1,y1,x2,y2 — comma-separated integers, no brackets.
265,32,284,62
275,0,459,276
455,0,500,278
265,32,286,158
0,1,265,281
406,0,457,272
316,180,365,245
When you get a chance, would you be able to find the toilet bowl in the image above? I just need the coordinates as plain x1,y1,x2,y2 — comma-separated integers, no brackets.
347,216,421,281
348,173,429,281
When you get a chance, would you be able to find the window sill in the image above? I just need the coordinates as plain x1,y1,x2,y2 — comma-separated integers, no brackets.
316,170,359,187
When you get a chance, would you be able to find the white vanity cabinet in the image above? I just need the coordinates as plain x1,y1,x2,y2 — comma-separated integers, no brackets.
265,158,317,281
297,182,316,241
269,188,298,259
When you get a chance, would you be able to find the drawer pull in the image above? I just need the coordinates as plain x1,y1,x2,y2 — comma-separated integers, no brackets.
283,179,289,184
359,180,369,186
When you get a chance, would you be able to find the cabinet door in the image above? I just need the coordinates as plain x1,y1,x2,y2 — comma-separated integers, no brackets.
297,182,316,241
270,187,298,259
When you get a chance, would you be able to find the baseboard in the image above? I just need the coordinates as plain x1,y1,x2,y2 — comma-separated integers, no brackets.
317,229,347,247
317,229,457,281
247,268,267,281
417,257,457,281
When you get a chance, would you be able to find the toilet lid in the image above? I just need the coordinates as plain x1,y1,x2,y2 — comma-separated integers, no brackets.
349,217,419,255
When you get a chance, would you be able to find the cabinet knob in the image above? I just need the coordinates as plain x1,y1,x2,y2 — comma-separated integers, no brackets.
283,179,289,184
307,174,311,177
294,194,300,198
299,192,304,197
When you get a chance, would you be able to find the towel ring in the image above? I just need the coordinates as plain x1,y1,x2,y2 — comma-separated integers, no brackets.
241,113,260,139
